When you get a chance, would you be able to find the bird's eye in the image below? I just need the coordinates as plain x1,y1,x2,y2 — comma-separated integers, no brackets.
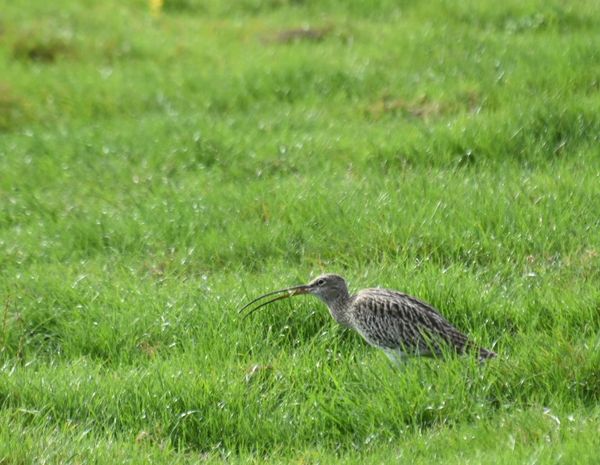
316,279,325,286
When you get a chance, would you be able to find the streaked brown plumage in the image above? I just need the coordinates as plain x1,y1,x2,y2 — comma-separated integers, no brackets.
239,273,496,363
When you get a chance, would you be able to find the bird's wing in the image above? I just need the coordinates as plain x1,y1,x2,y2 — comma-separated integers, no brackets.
350,288,471,355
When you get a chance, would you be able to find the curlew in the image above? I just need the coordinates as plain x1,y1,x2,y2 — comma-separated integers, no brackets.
239,273,496,363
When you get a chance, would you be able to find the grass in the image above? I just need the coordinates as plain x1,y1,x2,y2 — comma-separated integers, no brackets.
1,0,599,462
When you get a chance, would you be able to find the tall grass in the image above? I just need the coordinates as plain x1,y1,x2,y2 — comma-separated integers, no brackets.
1,0,599,462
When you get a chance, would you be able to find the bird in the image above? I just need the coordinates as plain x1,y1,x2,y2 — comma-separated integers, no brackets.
239,273,496,363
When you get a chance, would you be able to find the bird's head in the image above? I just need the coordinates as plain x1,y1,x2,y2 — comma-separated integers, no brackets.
239,273,349,318
305,273,348,304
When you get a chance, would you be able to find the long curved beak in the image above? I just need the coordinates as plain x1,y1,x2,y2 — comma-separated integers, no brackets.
238,284,311,319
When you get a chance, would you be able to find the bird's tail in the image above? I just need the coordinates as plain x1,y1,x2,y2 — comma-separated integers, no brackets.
477,347,496,362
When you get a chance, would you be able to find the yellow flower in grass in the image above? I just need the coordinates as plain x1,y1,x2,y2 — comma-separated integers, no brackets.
150,0,164,16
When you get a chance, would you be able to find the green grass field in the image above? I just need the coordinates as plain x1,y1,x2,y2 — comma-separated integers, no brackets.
1,0,600,462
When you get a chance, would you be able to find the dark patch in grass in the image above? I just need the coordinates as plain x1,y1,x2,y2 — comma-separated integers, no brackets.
12,32,75,63
0,83,27,131
521,105,599,156
8,306,63,360
366,91,482,123
138,340,160,359
161,0,408,17
366,95,445,121
163,0,306,15
161,0,207,14
255,156,300,178
455,149,476,168
578,364,600,405
191,134,227,169
267,25,334,44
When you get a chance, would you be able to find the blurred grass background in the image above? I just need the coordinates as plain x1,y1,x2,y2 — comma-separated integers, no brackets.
1,0,599,463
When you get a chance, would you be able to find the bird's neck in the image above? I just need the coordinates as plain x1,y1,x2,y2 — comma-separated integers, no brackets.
326,293,353,327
